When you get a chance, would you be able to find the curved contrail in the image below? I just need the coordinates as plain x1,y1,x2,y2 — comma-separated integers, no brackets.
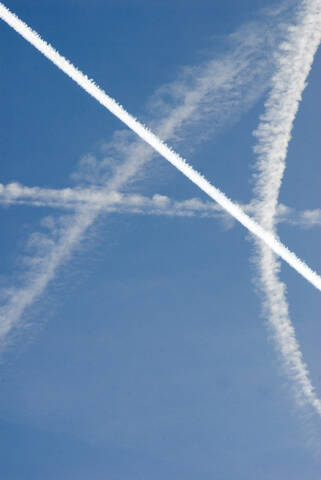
0,2,321,292
252,0,321,416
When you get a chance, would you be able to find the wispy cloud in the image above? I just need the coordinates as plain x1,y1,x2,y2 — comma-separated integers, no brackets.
252,0,321,416
0,209,96,344
1,2,320,293
1,182,321,230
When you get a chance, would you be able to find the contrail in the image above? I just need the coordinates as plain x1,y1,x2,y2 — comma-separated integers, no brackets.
0,208,96,342
0,13,272,347
252,0,321,416
1,182,321,229
1,3,320,292
0,182,122,210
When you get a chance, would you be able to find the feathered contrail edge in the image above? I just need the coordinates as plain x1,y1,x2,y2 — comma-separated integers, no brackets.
252,0,321,417
0,2,320,292
0,182,320,228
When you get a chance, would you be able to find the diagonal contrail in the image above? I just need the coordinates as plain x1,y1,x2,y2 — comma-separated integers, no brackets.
251,0,321,417
0,16,272,347
0,2,321,292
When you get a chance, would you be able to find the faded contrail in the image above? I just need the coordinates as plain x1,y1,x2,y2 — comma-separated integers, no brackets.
0,3,321,292
252,0,321,416
1,182,321,228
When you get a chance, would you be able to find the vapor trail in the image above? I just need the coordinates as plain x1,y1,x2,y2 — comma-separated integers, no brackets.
1,3,320,291
1,182,321,229
252,0,321,416
0,9,271,347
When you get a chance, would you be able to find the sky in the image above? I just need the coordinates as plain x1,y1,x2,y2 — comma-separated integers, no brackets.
0,0,321,478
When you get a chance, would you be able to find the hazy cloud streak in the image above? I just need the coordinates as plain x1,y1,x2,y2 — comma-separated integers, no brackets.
1,182,321,229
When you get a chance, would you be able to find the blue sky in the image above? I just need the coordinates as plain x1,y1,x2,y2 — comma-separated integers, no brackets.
0,0,321,478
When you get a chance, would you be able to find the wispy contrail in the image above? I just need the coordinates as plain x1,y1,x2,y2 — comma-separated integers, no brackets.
0,182,122,210
1,3,320,291
252,0,321,416
1,182,321,229
0,208,98,343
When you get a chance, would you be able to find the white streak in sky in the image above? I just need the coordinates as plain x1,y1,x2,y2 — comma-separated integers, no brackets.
0,209,96,344
1,182,320,229
0,3,320,292
252,0,321,416
0,7,272,347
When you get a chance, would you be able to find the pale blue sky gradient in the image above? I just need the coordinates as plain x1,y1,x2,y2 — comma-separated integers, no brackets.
0,1,321,478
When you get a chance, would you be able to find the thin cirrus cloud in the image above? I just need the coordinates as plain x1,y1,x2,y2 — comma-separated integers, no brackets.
251,0,321,416
0,182,321,230
0,3,320,292
0,5,279,347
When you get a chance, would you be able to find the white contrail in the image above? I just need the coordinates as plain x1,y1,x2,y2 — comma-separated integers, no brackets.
0,182,122,210
1,3,320,292
1,182,321,228
252,0,321,416
0,208,97,343
0,11,273,347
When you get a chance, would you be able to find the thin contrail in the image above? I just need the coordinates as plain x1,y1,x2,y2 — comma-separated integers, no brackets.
252,0,321,416
1,182,321,228
0,3,320,292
